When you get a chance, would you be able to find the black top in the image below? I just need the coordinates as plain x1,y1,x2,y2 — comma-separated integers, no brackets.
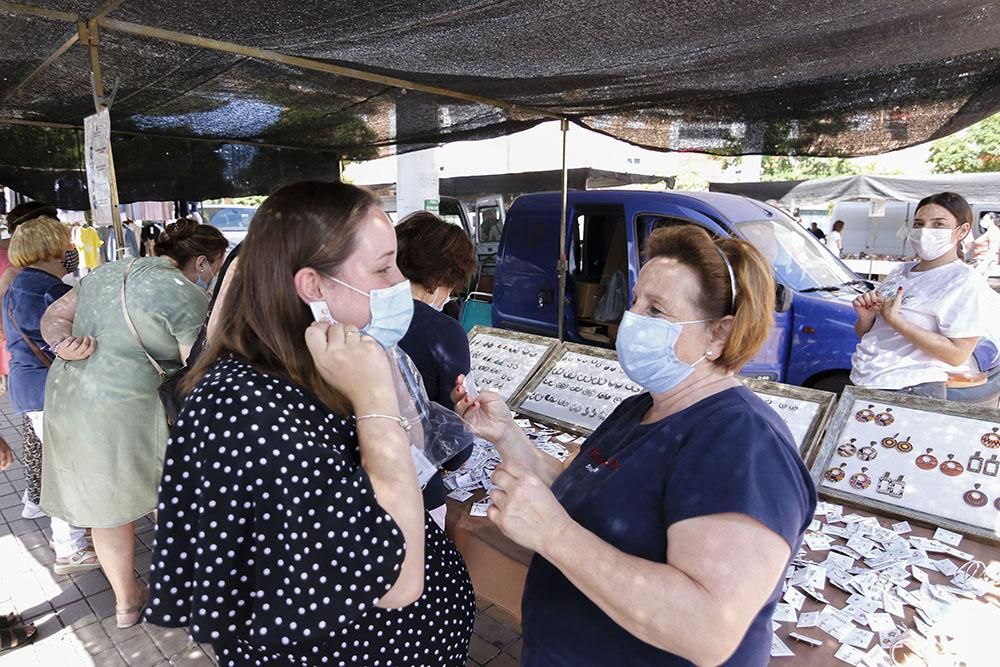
398,299,474,508
522,387,816,667
146,357,475,666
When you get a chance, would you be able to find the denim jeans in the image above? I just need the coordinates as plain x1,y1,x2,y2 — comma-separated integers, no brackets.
893,381,947,400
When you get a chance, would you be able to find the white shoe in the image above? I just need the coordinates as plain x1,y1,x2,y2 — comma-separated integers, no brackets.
20,491,45,520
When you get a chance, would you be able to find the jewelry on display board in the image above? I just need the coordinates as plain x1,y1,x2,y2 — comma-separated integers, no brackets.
963,484,988,508
855,405,877,423
968,451,984,474
857,444,878,462
896,437,913,453
824,462,848,483
874,408,895,427
939,454,964,477
981,428,1000,449
850,468,872,490
983,454,999,477
881,433,899,449
916,449,939,471
837,438,858,457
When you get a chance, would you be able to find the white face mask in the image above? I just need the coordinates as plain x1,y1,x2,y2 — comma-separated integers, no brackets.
429,287,453,312
907,228,957,261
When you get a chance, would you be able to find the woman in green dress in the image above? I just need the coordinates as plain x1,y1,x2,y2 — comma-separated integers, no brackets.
39,219,227,628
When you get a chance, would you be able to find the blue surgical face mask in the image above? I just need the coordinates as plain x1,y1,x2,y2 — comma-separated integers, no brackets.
615,310,709,394
329,276,414,348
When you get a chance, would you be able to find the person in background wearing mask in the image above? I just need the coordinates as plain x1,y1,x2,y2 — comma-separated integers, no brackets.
454,225,815,666
395,211,477,530
37,219,226,628
825,219,845,257
147,181,474,666
851,192,989,399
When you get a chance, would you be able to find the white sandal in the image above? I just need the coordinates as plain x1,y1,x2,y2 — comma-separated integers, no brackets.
53,546,101,575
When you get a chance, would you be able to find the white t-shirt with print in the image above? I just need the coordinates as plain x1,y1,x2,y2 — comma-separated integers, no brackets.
851,260,989,389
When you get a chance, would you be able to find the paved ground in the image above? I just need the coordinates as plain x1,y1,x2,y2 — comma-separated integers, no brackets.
0,394,522,666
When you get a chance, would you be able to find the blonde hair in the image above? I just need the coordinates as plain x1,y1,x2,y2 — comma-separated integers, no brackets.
9,216,69,268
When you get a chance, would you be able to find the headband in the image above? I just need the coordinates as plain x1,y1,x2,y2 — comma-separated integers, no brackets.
715,245,737,315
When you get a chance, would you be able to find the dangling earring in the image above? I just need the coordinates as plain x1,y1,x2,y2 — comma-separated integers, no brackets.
850,467,872,490
939,454,964,477
916,449,938,470
968,451,984,474
874,408,895,427
824,462,848,483
855,405,876,423
881,433,900,449
963,484,988,508
837,438,858,457
981,428,1000,449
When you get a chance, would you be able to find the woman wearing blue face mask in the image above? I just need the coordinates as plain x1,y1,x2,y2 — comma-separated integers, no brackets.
147,182,475,666
454,225,816,667
851,192,990,399
37,218,226,628
395,211,478,530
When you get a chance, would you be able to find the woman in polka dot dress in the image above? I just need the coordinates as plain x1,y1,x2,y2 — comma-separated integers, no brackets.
146,182,475,666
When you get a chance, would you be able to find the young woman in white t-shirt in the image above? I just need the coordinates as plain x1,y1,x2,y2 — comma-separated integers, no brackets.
850,192,988,399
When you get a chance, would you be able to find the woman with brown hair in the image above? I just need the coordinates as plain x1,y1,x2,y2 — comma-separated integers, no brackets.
852,192,989,399
395,210,477,529
39,219,227,628
145,181,474,666
455,225,816,666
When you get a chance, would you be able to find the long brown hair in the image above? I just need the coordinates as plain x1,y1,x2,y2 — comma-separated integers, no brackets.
182,181,380,414
645,225,775,373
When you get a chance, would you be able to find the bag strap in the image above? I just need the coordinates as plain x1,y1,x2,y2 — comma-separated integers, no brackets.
121,259,168,381
6,304,52,369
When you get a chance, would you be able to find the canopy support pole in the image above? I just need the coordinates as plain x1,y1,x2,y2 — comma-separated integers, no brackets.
557,118,570,342
79,19,125,257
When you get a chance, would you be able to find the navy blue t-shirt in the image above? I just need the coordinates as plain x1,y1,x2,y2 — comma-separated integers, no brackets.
398,299,473,508
521,386,816,667
3,268,71,414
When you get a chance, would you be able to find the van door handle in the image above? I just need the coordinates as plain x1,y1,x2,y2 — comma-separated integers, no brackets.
537,288,553,308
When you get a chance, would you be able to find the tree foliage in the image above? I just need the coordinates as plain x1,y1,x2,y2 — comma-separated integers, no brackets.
928,113,1000,173
760,156,863,181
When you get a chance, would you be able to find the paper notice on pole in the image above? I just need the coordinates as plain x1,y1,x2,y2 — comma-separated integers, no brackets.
84,109,114,228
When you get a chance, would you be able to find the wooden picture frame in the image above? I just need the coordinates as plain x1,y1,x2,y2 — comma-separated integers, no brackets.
466,326,559,403
810,386,1000,544
739,378,838,463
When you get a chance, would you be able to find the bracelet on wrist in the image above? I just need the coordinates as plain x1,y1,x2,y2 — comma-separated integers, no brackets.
356,413,412,432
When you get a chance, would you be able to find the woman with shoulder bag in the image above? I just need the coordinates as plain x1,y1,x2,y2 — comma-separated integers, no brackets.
39,219,226,628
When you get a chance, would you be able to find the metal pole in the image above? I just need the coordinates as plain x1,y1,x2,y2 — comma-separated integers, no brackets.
557,118,569,341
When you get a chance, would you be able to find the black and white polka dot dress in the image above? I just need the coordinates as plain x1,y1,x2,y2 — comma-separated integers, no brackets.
146,357,476,666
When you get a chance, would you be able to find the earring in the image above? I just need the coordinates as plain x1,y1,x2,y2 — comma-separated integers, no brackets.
881,433,900,449
874,408,895,427
837,438,858,457
857,444,878,462
939,454,964,477
963,484,988,508
850,467,872,490
969,451,984,474
984,454,999,477
896,437,913,453
916,449,939,470
855,405,877,423
981,428,1000,449
824,462,848,483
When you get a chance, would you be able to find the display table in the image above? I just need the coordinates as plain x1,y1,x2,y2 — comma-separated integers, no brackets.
445,498,999,664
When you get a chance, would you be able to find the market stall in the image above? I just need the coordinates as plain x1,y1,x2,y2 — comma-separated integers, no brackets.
444,327,1000,664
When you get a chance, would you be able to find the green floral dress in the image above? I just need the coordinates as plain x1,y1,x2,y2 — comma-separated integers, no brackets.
41,257,208,528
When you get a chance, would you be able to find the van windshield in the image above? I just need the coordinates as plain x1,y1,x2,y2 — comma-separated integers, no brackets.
733,218,857,291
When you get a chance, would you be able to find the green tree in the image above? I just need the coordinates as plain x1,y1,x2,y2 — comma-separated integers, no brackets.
928,113,1000,173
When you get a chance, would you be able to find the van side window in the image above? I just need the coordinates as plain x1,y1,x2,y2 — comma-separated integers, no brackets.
634,214,717,265
571,206,626,281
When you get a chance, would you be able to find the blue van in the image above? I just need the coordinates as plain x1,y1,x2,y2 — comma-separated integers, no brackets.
492,190,867,392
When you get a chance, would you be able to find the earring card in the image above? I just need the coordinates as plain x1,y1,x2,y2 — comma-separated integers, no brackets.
740,378,838,464
466,326,559,402
810,386,1000,543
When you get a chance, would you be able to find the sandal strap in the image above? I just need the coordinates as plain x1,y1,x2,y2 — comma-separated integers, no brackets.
0,613,20,630
0,626,33,649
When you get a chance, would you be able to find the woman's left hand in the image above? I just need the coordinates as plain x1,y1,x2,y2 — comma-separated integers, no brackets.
488,461,572,555
880,286,904,328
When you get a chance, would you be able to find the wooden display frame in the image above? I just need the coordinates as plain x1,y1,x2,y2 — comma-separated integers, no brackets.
739,378,838,463
510,343,639,436
466,326,559,404
810,386,1000,544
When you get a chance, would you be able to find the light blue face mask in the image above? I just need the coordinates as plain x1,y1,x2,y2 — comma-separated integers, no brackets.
329,276,414,348
614,310,709,394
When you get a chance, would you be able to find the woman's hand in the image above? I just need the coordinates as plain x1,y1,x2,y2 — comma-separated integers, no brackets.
305,322,395,412
852,289,883,316
451,375,515,443
488,461,573,556
879,286,904,329
55,336,96,361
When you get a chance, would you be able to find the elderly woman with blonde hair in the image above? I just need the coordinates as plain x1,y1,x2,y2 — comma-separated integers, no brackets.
2,216,96,575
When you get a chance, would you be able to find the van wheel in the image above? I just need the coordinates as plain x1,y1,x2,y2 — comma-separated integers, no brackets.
808,374,851,396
